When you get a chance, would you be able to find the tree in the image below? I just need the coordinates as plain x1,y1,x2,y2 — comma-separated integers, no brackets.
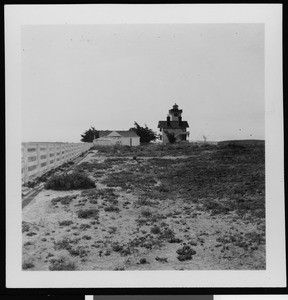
80,126,99,142
129,122,157,144
165,131,176,144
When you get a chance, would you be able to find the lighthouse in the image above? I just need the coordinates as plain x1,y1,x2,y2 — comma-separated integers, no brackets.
157,103,189,144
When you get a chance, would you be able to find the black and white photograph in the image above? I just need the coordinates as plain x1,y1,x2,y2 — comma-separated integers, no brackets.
5,4,285,288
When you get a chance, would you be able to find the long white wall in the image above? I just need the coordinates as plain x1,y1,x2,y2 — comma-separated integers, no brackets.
21,142,93,184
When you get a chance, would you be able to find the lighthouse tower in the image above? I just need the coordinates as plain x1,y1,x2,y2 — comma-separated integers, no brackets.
168,103,182,121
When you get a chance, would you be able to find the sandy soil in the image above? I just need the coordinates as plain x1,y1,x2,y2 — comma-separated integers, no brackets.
22,149,265,271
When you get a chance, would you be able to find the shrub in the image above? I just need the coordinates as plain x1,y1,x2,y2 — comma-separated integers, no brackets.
150,226,161,234
168,237,182,243
176,245,196,261
140,258,148,264
79,223,91,230
165,132,176,144
51,195,77,206
104,206,120,213
22,259,35,270
159,227,175,240
81,188,98,197
26,232,37,236
108,226,117,234
77,209,99,219
141,208,152,218
22,221,30,233
54,237,72,251
69,247,88,257
44,171,95,190
111,242,124,252
49,256,76,271
135,198,155,207
155,256,168,263
89,199,98,204
59,220,73,226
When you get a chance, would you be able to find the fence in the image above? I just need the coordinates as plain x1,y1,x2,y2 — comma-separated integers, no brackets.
21,142,93,184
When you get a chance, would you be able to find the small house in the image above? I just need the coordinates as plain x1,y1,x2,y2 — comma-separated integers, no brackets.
158,103,189,144
93,130,140,146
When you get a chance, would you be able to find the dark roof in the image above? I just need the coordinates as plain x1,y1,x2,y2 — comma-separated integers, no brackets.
158,121,189,129
99,131,112,137
169,108,182,114
99,130,139,138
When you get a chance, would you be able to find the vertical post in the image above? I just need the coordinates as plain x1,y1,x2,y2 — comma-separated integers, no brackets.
60,143,63,164
65,143,68,162
46,143,50,170
36,143,40,175
22,143,29,184
53,143,56,167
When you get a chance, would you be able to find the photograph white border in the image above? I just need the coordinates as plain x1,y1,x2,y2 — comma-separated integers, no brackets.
5,4,285,288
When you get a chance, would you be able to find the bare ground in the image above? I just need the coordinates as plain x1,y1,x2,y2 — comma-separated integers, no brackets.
22,144,265,271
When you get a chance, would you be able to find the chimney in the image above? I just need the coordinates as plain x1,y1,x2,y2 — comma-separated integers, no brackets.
167,115,171,126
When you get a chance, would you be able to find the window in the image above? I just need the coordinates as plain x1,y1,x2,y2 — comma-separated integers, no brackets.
28,165,36,171
28,156,37,162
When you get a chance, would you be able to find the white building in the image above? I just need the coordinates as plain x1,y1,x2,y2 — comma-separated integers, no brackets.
93,130,140,146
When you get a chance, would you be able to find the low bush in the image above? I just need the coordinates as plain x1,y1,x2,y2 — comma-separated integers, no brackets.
22,221,30,233
150,226,161,234
111,242,124,252
44,171,95,190
79,223,91,230
135,198,155,207
77,209,99,219
49,256,76,271
176,245,196,261
140,258,148,264
26,231,37,236
69,247,88,257
159,227,175,240
22,259,35,270
59,220,73,226
141,208,153,218
81,188,98,197
54,237,73,251
155,256,168,263
168,237,182,243
104,206,120,213
51,195,77,206
89,199,98,204
108,226,117,234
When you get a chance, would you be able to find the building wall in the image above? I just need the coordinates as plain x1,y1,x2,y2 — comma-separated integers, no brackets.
162,128,187,144
93,139,114,146
121,137,140,146
94,137,140,146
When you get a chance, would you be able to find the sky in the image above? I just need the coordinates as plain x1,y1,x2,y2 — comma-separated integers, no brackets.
21,23,264,142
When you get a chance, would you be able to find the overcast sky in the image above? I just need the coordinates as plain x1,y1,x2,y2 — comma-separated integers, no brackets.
21,23,264,142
